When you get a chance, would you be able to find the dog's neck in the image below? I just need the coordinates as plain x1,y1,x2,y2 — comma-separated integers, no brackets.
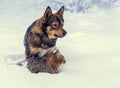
38,46,58,58
39,33,57,49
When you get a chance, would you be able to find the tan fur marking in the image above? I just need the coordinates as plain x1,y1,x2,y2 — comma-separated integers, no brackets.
52,21,59,25
46,27,64,39
55,28,63,35
32,26,41,34
31,19,43,34
29,44,39,54
46,26,55,39
47,50,66,69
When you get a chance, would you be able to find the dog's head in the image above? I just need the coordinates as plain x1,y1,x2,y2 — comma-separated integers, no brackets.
43,6,67,39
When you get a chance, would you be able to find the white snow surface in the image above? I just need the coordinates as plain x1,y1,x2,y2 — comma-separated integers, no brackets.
0,2,120,88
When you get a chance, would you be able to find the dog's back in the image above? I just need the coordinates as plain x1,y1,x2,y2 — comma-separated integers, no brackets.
24,21,38,59
24,21,36,47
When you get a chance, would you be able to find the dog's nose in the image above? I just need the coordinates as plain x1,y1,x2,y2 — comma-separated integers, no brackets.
63,30,67,36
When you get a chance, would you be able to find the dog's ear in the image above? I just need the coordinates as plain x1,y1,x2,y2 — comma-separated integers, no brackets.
44,6,52,19
57,6,64,16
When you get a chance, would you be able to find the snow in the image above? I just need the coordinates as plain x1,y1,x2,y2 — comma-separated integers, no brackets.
0,1,120,88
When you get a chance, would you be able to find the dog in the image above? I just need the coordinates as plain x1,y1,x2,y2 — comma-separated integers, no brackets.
24,6,67,74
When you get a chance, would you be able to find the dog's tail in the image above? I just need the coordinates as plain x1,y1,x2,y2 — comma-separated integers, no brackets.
4,54,27,67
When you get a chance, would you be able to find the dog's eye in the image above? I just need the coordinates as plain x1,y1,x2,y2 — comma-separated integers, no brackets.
52,23,59,29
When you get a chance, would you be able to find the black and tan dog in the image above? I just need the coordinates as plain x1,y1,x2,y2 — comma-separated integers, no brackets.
24,6,67,74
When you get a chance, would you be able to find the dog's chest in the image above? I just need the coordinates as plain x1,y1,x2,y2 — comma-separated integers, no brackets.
38,47,56,57
38,48,48,57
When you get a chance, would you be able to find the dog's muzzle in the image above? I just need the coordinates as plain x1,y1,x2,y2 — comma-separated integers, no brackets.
60,30,67,38
54,29,67,38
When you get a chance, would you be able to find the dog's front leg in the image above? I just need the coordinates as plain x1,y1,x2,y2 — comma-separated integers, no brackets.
29,44,42,59
31,53,39,59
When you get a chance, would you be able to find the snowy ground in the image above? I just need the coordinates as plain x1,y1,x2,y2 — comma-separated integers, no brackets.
0,4,120,88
